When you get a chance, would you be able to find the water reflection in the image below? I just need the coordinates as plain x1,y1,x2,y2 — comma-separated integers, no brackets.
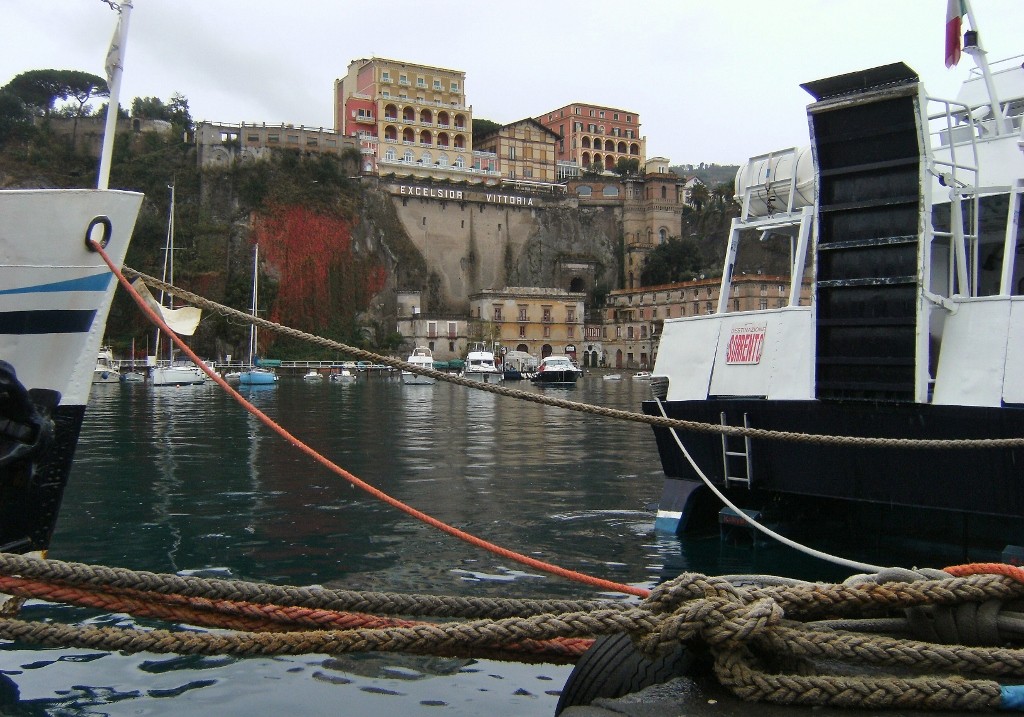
31,374,674,715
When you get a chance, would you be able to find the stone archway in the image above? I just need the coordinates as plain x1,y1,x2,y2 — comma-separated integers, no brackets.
569,276,586,293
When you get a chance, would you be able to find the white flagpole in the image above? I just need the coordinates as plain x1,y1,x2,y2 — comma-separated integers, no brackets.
961,0,1007,136
97,0,133,190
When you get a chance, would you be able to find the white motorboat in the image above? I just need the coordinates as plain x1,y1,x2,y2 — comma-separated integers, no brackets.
462,344,500,383
402,347,436,385
330,369,356,383
303,369,324,382
530,355,583,386
93,346,121,384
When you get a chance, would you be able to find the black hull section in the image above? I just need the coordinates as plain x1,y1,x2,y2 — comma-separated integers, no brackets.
0,404,85,554
642,399,1024,550
531,372,580,385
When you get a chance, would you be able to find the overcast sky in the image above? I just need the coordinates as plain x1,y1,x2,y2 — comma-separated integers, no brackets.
4,1,1022,167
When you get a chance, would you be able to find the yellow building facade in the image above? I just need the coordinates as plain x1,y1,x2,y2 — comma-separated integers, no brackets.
473,119,561,185
468,287,586,361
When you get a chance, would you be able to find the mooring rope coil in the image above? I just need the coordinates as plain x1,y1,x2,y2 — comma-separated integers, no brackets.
5,555,1024,710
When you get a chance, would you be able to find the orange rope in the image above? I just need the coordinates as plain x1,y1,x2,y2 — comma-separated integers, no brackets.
91,240,650,598
944,563,1024,582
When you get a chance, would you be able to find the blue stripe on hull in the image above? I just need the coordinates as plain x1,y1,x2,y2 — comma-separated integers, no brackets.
0,273,112,295
0,310,96,334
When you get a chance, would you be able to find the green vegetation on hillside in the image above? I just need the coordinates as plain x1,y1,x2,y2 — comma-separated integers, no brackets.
1,71,392,362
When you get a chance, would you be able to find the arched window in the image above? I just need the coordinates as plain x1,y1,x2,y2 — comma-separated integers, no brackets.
438,154,449,167
617,141,627,153
581,137,591,149
453,114,466,130
629,143,640,155
604,139,614,152
402,127,415,143
420,151,432,165
384,104,398,121
403,106,415,122
419,129,432,146
453,134,465,149
603,185,619,197
437,132,449,148
404,149,414,163
659,228,668,244
437,111,450,127
605,155,615,170
661,186,667,199
384,147,396,161
419,108,433,124
454,155,465,168
384,125,398,141
577,185,592,196
582,152,591,166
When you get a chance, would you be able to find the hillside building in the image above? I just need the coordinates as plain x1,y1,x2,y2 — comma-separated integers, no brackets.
535,102,646,173
472,118,562,185
335,57,500,184
468,287,586,363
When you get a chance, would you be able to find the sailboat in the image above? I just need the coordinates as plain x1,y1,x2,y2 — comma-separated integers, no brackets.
150,184,205,386
238,244,278,386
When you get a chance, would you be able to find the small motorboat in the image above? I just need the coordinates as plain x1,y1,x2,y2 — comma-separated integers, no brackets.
330,369,356,383
303,369,324,382
632,371,651,380
603,373,622,381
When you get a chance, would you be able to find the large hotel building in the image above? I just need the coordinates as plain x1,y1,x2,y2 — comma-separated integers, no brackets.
334,57,502,182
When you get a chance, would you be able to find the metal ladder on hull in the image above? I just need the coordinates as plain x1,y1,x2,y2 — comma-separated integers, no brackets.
720,412,753,489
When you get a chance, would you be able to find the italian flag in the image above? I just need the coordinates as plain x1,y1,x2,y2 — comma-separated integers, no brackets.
945,0,967,67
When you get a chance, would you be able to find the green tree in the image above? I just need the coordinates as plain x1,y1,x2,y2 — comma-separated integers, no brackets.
688,181,709,211
639,236,708,286
0,90,31,143
471,118,501,139
132,93,193,131
4,69,108,118
613,157,640,176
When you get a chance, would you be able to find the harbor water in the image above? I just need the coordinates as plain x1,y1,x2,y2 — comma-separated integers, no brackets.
3,372,859,715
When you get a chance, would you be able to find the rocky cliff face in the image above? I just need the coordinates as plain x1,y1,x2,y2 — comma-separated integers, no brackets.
373,189,623,313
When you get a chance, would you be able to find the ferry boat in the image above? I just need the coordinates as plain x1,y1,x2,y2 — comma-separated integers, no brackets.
644,23,1024,562
0,2,141,599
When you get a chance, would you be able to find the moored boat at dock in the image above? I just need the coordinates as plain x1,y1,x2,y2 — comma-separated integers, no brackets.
461,344,500,383
402,346,436,385
531,355,583,386
644,19,1024,562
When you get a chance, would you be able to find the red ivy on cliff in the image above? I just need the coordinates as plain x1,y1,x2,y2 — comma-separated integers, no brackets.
253,204,384,337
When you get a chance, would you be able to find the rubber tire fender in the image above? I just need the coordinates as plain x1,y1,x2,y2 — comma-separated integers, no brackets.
554,632,695,714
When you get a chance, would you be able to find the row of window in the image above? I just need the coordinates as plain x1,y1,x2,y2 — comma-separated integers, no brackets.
547,108,634,123
257,133,339,147
614,283,788,306
491,306,577,322
567,122,637,139
380,71,460,94
382,148,470,169
382,127,467,147
382,106,468,126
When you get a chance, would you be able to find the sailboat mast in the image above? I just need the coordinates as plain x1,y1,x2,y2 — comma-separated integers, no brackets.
249,244,259,366
153,183,175,363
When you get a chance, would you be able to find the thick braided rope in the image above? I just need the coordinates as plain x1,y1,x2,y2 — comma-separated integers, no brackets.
122,268,1024,451
640,573,1024,711
0,553,625,619
5,565,1024,709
